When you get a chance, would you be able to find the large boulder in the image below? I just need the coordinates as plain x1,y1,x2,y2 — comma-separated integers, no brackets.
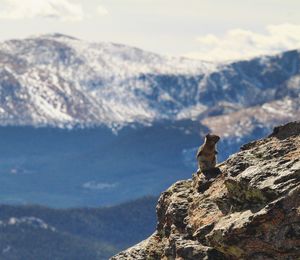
111,121,300,260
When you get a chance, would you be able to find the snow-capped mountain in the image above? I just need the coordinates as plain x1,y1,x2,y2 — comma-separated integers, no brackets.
0,33,216,129
1,33,299,131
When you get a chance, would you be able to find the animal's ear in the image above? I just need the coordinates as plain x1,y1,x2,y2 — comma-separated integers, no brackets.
205,133,210,138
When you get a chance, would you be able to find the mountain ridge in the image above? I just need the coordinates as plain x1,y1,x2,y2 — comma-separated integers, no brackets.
0,34,299,133
0,196,157,259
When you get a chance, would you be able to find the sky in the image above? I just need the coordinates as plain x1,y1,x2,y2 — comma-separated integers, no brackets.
0,0,300,61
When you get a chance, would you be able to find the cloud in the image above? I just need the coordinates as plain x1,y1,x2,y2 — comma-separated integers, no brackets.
96,5,109,16
184,24,300,62
0,0,84,21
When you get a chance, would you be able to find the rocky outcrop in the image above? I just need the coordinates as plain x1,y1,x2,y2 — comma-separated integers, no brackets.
111,121,300,260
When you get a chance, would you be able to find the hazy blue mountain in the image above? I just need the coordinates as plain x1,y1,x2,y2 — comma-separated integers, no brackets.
0,121,206,207
0,196,157,260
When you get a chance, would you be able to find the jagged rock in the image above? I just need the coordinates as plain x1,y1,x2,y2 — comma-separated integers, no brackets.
111,121,300,260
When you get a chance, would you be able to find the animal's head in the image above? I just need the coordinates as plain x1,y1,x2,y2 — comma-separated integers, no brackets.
205,133,220,144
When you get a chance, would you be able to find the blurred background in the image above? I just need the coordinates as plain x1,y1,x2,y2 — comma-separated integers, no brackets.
0,0,299,259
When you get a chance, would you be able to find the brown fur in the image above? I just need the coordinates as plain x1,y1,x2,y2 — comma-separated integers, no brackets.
196,133,220,172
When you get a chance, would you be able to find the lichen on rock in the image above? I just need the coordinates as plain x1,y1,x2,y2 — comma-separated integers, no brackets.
111,121,300,260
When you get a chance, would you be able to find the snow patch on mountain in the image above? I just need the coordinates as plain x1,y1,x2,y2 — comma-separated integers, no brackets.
1,216,56,232
0,34,299,132
0,34,220,129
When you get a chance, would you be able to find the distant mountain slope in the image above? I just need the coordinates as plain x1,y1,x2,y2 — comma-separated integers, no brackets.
0,34,299,207
0,196,157,260
202,97,300,159
0,34,299,131
0,122,206,207
0,34,215,129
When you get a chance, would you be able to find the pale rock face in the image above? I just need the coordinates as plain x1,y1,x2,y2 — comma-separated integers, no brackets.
111,121,300,259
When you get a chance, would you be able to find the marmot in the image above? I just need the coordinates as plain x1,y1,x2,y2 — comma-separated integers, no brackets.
196,133,220,173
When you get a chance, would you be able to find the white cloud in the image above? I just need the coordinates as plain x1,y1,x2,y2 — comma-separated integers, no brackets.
96,5,109,16
0,0,84,21
185,24,300,62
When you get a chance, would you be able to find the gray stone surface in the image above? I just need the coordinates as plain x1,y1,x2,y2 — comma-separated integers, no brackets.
112,121,300,260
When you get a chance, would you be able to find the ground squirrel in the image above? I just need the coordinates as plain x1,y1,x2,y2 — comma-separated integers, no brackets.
196,133,220,173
